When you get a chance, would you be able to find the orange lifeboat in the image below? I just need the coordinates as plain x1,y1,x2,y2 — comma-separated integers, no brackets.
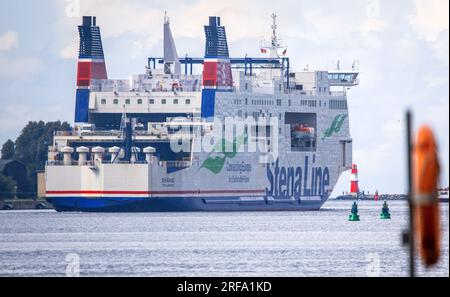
292,124,315,140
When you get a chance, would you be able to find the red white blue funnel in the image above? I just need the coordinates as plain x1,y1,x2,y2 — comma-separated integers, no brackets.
75,16,107,123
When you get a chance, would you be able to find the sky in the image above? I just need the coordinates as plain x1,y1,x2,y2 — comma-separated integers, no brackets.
0,0,448,196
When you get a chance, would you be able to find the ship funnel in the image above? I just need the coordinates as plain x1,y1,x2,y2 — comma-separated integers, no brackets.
76,16,107,85
75,16,108,124
163,12,181,76
202,16,232,89
201,16,233,120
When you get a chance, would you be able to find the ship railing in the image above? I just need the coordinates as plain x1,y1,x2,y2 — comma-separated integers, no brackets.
285,89,347,97
46,160,155,166
46,160,104,166
329,91,347,96
89,84,204,93
54,131,123,137
163,160,192,168
54,131,78,137
78,131,122,137
46,160,83,166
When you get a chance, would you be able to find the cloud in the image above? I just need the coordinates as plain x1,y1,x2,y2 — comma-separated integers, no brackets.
408,0,449,41
0,31,19,51
359,18,388,36
60,41,78,59
0,56,42,80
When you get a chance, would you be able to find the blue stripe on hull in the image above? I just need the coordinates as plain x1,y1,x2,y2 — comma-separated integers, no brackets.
47,196,327,212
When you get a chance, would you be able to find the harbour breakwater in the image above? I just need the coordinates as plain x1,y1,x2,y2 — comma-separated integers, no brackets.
335,194,449,202
0,199,54,210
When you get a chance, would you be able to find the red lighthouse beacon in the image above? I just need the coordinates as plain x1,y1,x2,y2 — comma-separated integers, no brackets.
350,164,359,197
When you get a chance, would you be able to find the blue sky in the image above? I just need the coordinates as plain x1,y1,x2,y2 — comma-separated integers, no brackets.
0,0,448,195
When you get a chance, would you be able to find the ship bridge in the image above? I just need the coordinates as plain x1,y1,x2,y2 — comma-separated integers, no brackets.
327,71,359,87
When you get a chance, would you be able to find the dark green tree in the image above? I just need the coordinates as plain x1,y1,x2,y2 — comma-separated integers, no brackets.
1,139,15,160
13,121,71,194
0,173,16,199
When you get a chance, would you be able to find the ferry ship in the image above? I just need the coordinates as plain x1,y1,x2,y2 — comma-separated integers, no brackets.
45,13,359,212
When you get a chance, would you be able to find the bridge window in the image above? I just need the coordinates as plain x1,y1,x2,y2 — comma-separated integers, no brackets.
149,99,155,104
185,99,191,105
161,99,167,104
173,99,179,104
113,99,119,105
137,99,143,105
101,99,107,105
125,99,131,105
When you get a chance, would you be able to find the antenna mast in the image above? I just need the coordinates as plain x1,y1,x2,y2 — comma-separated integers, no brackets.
163,11,169,24
271,13,278,48
261,13,287,58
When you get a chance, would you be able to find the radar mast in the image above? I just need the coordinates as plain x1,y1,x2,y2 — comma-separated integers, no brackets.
261,13,287,58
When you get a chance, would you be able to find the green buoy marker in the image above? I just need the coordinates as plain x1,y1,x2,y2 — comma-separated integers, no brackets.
380,200,391,220
348,201,360,221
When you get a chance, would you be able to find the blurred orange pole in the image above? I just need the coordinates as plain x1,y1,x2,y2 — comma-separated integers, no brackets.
413,125,441,266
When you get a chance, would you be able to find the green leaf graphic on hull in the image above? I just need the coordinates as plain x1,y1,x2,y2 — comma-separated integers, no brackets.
201,156,227,174
322,114,347,140
199,134,247,174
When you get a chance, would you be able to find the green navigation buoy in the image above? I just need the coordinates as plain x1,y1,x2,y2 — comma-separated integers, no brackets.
380,200,391,220
348,202,360,221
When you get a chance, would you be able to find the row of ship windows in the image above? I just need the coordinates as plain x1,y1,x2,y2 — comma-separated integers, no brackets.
236,110,283,121
232,98,347,110
235,111,285,135
300,100,317,107
329,100,348,110
233,99,275,106
100,98,192,105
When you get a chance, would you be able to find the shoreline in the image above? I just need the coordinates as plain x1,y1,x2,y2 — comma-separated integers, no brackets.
334,194,449,202
0,199,54,210
1,196,448,211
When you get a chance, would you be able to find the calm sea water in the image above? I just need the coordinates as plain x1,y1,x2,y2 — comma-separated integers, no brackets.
0,200,448,277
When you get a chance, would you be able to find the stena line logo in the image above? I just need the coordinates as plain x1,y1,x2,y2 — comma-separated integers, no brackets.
198,134,247,174
266,157,330,199
322,114,347,140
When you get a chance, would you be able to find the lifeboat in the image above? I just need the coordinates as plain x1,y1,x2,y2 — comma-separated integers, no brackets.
292,124,315,140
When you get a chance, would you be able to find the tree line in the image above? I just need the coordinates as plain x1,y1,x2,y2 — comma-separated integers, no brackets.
0,121,71,199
